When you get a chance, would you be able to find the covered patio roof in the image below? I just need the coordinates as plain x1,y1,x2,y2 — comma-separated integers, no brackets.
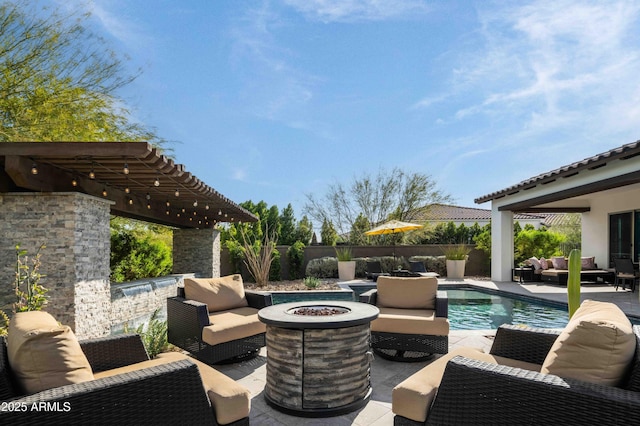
0,142,257,228
475,140,640,213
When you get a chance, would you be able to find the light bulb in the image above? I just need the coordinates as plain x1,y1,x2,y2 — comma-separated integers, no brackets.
31,163,38,175
175,188,180,197
123,163,129,175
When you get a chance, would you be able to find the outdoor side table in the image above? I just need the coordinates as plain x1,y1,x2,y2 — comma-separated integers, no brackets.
512,267,534,283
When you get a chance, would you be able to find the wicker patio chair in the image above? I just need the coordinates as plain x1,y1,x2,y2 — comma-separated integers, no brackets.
167,275,272,364
1,314,250,425
614,257,638,292
393,301,640,425
360,276,448,362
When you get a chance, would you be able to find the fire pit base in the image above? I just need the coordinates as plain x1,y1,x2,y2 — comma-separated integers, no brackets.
258,301,379,418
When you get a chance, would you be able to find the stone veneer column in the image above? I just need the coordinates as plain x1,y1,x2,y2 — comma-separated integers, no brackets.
172,228,220,277
0,193,112,339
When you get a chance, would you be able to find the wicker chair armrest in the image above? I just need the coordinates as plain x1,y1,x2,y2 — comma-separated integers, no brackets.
435,290,448,318
245,290,273,309
79,334,149,373
167,296,210,350
0,360,216,424
359,289,377,305
489,324,561,365
427,356,640,425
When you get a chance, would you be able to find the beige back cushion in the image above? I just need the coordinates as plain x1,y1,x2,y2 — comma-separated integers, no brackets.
376,276,437,309
7,311,94,394
541,300,635,386
184,275,248,312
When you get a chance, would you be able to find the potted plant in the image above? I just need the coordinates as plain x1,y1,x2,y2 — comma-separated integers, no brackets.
443,244,471,279
335,246,356,281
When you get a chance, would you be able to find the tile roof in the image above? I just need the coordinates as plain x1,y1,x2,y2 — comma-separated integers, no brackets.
414,204,544,221
474,140,640,204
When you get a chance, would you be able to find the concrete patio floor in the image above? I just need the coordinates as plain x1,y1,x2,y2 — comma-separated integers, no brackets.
214,278,640,425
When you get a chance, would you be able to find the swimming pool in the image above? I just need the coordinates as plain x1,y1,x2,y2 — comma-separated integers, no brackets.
446,288,569,330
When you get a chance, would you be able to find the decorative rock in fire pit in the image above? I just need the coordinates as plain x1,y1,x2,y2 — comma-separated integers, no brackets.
289,305,350,316
258,301,379,417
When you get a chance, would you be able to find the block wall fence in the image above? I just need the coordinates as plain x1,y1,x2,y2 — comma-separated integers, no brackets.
221,244,490,280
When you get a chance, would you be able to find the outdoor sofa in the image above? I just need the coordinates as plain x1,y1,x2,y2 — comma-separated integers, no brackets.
1,311,251,425
168,274,272,364
392,300,640,425
527,256,614,285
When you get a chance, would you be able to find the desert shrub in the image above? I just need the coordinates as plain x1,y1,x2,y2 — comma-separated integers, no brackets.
306,257,338,278
286,241,305,279
354,258,368,278
269,248,281,282
303,276,320,289
124,309,170,359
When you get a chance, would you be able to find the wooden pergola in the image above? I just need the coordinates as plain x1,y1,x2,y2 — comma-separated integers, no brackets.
0,142,257,227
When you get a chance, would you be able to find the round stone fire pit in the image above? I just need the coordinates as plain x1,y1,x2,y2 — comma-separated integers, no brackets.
258,301,379,417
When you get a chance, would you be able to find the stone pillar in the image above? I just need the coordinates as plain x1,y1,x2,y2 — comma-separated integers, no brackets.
491,207,514,282
172,228,220,277
0,193,112,339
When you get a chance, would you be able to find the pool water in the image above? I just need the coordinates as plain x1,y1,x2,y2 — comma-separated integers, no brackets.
447,288,569,330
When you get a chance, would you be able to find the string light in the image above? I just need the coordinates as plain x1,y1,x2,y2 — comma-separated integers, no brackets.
153,175,160,187
146,192,151,200
128,198,133,205
175,188,180,197
205,204,210,210
166,210,170,215
125,186,130,194
147,203,151,209
102,188,108,197
123,163,129,175
218,210,222,216
31,162,38,175
89,166,95,179
166,200,170,207
71,177,78,187
193,200,198,207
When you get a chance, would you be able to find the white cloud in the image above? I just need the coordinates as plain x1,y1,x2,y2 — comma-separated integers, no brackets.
426,0,640,144
282,0,431,23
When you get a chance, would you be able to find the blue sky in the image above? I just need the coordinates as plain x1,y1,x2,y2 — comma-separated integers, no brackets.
58,0,640,222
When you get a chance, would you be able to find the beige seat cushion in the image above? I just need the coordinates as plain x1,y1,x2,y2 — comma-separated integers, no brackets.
7,311,94,394
94,352,250,425
184,274,249,312
376,276,438,309
371,307,449,336
541,299,635,386
202,307,266,346
393,347,542,423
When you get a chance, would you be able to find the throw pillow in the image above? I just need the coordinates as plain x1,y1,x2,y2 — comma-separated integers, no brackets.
539,257,549,270
7,311,94,394
551,256,567,269
528,257,542,270
541,300,635,386
184,274,249,312
376,276,437,309
581,256,596,270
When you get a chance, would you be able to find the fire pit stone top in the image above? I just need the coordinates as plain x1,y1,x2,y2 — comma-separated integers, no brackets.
258,301,379,329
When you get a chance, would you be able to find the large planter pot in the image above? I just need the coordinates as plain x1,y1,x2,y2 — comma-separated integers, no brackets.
338,260,356,281
446,259,466,279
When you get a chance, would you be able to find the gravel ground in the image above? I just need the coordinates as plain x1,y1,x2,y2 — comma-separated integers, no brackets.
244,276,491,292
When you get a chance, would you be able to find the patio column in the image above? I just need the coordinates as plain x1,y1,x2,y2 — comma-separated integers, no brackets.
0,192,112,339
491,207,514,282
173,228,221,277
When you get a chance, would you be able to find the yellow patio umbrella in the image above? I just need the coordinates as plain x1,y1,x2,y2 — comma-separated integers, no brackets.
364,219,423,236
365,220,423,264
